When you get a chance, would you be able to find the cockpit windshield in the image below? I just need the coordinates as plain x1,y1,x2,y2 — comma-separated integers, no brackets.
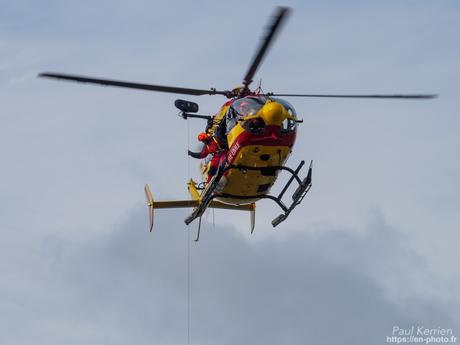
224,96,298,134
230,97,266,118
225,96,266,134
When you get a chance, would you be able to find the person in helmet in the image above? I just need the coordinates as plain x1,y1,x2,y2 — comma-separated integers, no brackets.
188,132,227,182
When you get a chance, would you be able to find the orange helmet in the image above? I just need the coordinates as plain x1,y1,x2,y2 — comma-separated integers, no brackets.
198,132,209,141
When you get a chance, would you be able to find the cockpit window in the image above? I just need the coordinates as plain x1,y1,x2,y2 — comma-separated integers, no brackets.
231,97,265,118
272,98,298,133
225,97,266,134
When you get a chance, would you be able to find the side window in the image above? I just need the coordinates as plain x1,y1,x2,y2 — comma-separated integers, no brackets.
225,107,238,134
281,118,297,133
274,98,297,133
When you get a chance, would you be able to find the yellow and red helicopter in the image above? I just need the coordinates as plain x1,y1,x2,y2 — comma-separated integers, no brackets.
39,7,436,240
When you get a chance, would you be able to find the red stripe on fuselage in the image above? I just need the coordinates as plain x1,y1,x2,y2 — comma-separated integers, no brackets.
226,126,296,164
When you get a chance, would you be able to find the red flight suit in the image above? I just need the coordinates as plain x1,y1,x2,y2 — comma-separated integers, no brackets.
189,137,226,182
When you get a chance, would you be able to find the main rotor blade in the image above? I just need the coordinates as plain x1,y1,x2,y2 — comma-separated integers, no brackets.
39,72,230,97
266,93,438,99
242,7,291,88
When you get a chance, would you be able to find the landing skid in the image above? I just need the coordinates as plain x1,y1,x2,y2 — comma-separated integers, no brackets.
216,160,313,227
184,166,225,226
269,160,313,226
184,160,313,232
186,170,256,241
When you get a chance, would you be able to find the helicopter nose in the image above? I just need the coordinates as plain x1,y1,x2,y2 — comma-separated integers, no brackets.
260,101,286,126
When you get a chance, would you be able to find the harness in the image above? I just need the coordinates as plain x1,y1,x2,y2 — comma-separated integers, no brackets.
212,137,223,151
203,132,226,153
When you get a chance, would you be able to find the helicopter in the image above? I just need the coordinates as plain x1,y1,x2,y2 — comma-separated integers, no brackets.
39,7,436,240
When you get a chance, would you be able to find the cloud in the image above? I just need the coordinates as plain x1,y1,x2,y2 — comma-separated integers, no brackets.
1,208,457,345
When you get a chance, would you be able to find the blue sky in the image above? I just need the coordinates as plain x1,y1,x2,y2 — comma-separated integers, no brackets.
1,1,459,344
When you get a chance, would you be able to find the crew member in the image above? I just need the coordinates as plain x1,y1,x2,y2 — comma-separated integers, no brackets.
188,132,226,182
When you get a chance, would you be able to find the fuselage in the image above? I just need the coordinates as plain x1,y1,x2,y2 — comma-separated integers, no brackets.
201,95,298,205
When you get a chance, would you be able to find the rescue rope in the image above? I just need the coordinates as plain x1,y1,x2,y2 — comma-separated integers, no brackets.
186,117,191,345
187,119,191,179
187,227,191,345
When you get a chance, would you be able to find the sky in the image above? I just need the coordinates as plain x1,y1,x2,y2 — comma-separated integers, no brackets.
1,1,459,344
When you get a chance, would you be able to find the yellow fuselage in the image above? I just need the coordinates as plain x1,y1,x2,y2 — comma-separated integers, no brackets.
202,99,297,205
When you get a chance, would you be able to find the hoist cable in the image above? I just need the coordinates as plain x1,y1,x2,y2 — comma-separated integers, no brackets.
186,118,191,345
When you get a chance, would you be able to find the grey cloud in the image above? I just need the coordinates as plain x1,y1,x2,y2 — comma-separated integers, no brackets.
1,208,457,345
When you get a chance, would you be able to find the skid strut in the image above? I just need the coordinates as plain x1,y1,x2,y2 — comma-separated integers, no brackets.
184,165,224,226
184,159,312,235
217,160,313,227
271,160,312,226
